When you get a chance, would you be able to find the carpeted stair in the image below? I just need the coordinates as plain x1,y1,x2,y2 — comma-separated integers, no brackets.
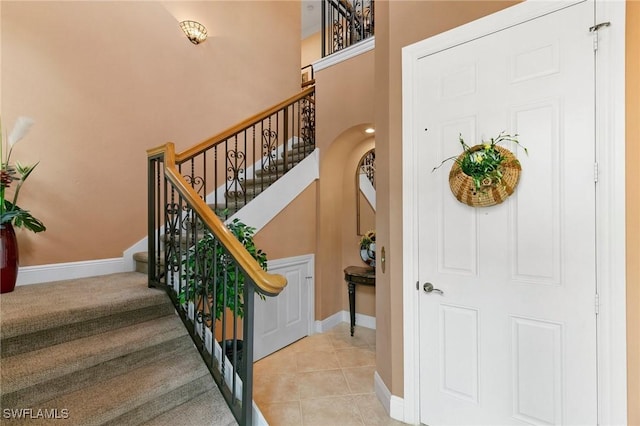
0,272,236,425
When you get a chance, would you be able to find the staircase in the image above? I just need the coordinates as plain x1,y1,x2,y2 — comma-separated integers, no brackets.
136,85,316,275
133,139,316,274
0,272,236,425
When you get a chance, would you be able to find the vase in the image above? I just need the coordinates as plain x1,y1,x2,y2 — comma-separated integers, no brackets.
360,242,376,268
1,223,19,294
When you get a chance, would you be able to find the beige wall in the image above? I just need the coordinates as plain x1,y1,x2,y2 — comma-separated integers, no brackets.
626,1,640,423
301,31,322,68
314,51,375,320
253,184,317,261
374,0,518,396
1,1,301,266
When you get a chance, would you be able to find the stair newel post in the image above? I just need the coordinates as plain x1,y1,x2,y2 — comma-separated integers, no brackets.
147,153,160,287
147,155,155,287
241,277,256,426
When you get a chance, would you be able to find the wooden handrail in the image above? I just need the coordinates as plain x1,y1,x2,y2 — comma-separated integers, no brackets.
176,86,315,163
158,142,287,296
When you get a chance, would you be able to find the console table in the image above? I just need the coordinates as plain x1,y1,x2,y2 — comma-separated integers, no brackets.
343,266,376,336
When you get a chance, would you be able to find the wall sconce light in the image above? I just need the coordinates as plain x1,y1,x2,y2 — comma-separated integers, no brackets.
179,20,208,45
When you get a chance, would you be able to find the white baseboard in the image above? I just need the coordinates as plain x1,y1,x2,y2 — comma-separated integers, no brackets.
315,311,344,333
253,401,267,426
354,311,376,330
374,371,405,423
16,257,132,286
374,372,392,415
390,394,405,422
314,310,376,333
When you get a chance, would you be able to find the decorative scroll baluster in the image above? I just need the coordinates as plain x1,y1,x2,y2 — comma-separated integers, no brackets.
183,174,205,197
361,149,375,188
301,94,315,147
226,135,246,204
261,127,279,175
322,0,374,57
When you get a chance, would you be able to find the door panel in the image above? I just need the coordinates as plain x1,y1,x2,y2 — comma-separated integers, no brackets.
510,100,560,284
416,3,597,425
511,316,563,425
439,304,480,403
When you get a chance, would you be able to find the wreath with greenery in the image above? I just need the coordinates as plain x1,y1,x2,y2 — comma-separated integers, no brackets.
434,132,526,190
433,132,527,207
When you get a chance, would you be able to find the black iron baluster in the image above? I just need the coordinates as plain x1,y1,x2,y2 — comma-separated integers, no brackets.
241,277,255,426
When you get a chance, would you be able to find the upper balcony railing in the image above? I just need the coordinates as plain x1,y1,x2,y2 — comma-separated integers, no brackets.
321,0,374,57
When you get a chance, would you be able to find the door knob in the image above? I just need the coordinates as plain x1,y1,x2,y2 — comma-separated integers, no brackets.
423,282,444,295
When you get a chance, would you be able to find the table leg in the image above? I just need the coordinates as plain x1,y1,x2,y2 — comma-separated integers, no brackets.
348,281,356,336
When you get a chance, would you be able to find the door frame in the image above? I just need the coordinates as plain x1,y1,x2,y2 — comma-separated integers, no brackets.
400,1,627,424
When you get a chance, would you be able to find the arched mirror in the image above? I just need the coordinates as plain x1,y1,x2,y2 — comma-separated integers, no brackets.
356,149,376,236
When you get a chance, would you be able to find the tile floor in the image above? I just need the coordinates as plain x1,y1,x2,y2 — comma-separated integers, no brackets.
253,322,405,426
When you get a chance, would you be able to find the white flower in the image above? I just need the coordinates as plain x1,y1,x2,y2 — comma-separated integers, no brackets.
471,151,485,164
8,116,35,147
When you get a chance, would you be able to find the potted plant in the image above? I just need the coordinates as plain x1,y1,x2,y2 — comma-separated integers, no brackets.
179,217,267,366
433,131,527,207
1,116,46,293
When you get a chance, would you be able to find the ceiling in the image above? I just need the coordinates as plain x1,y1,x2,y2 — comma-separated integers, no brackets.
301,0,322,39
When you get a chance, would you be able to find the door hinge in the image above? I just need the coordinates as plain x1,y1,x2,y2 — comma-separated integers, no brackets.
416,281,419,291
595,293,600,315
589,22,610,51
594,162,599,183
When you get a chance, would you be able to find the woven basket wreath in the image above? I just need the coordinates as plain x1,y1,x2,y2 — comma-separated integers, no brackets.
448,144,521,207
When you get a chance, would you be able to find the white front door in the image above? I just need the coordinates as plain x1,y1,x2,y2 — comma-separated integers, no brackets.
253,255,314,361
415,3,597,424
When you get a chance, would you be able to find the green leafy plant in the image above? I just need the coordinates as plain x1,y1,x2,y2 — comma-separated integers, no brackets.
0,116,46,233
180,218,267,321
433,131,527,191
359,229,376,250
